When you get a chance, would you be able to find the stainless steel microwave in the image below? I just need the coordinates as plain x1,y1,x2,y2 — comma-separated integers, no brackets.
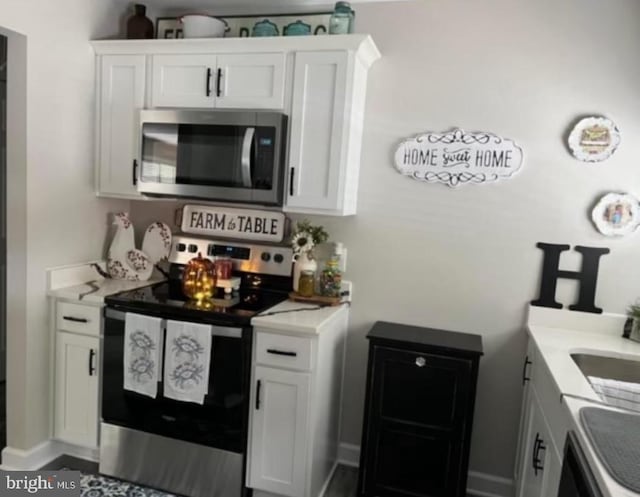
137,110,288,205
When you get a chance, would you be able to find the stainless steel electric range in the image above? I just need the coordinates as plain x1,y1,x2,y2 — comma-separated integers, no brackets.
100,235,293,497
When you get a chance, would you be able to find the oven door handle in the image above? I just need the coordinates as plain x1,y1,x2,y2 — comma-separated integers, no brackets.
241,127,255,189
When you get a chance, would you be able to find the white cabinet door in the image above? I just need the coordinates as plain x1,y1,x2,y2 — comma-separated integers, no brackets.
151,54,215,108
517,389,552,497
248,366,310,497
97,55,145,198
515,340,535,487
54,332,99,447
285,51,348,213
216,53,286,109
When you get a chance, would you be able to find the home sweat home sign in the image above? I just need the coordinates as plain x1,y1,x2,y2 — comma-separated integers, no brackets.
394,128,524,187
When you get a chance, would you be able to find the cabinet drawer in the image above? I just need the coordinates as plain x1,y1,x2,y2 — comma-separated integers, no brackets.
56,302,101,336
255,332,313,371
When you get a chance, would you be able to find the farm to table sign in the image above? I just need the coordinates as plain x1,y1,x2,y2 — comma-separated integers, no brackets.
394,128,524,187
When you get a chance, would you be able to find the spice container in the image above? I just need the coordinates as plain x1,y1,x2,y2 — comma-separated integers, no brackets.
329,1,354,34
298,270,316,297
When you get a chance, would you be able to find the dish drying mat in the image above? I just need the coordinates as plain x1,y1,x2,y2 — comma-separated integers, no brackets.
580,406,640,492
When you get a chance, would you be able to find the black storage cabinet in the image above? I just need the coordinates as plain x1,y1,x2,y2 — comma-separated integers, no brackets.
358,321,483,497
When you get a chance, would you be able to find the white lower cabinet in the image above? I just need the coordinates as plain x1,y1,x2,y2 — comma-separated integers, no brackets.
518,389,552,497
54,331,100,447
248,366,311,497
247,311,348,497
515,340,564,497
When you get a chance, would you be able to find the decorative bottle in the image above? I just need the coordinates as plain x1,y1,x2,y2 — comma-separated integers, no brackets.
319,244,343,298
126,4,154,40
329,1,354,34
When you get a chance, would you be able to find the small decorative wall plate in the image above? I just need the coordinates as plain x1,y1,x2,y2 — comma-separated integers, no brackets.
394,128,524,187
591,192,640,237
568,117,620,162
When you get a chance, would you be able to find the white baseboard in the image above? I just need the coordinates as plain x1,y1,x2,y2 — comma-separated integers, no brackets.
337,443,514,497
337,442,360,467
1,440,99,470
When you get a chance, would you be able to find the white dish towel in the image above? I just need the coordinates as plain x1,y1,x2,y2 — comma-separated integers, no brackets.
164,320,212,405
124,313,164,398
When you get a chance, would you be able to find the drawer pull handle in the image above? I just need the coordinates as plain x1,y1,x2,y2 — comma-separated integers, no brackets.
88,349,96,376
415,357,426,367
63,316,88,323
532,432,546,476
267,349,297,357
256,379,262,410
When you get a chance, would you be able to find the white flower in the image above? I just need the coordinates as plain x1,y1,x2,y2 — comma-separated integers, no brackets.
292,231,315,255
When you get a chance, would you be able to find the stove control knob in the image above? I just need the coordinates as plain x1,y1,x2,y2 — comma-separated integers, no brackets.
261,252,271,262
188,244,198,253
274,254,284,264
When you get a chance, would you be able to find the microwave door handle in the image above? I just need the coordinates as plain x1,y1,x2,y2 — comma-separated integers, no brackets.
241,127,255,188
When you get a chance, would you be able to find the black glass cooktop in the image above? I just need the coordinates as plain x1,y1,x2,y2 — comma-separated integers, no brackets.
105,281,288,326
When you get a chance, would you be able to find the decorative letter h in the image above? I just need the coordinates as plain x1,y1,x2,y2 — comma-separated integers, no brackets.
531,243,610,314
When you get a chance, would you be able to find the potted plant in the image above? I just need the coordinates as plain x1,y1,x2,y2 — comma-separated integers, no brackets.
290,220,329,292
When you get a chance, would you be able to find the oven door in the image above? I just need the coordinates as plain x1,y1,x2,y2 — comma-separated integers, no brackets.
102,307,252,454
558,431,603,497
138,110,286,205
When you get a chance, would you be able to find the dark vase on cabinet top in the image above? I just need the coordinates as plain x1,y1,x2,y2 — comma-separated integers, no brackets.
126,4,154,39
358,321,483,497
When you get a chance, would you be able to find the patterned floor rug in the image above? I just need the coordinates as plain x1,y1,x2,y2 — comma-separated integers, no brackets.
81,473,179,497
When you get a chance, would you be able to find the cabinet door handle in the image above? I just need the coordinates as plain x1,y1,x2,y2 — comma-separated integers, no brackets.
532,432,546,476
132,159,138,186
216,68,222,97
289,167,295,196
205,68,212,97
415,357,426,367
522,356,532,385
88,349,96,376
256,379,262,410
63,316,88,323
267,349,297,357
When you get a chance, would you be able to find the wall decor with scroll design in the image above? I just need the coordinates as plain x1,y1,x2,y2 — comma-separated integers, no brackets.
394,128,524,187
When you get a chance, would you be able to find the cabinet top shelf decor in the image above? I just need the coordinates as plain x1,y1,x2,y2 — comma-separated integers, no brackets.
368,321,484,356
91,34,380,66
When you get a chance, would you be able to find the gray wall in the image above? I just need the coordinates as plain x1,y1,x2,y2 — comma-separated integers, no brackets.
130,0,640,482
0,1,128,451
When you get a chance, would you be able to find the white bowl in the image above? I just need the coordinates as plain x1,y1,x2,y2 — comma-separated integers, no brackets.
180,15,227,38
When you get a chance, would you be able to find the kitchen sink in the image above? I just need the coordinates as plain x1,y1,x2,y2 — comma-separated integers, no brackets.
571,353,640,412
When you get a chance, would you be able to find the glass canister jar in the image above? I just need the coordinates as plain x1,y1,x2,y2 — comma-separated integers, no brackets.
298,270,316,297
319,257,342,298
329,1,354,34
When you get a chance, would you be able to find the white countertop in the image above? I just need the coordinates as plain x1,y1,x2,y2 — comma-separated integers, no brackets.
48,278,164,304
46,260,164,304
251,300,349,334
527,306,640,497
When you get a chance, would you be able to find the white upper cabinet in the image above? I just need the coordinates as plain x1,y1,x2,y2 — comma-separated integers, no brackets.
216,53,286,109
284,41,379,216
151,53,286,109
151,54,215,108
96,54,145,199
91,36,380,209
